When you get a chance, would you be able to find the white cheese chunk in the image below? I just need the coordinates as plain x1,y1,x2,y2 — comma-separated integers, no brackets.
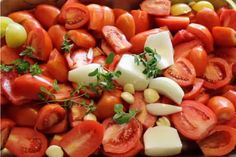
146,103,182,116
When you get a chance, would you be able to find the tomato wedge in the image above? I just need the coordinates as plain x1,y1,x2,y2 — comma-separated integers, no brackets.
164,58,196,87
87,4,104,31
60,120,104,157
183,78,204,100
140,0,171,16
48,25,67,52
198,125,236,156
102,118,143,154
172,29,196,46
5,127,48,157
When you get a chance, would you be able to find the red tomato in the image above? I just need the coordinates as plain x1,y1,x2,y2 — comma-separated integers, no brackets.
101,40,114,55
188,45,208,76
0,45,20,64
27,28,53,61
164,58,196,87
45,115,68,134
34,4,60,29
116,12,135,40
131,10,150,34
0,94,9,106
53,84,73,100
130,92,157,129
113,8,127,20
172,29,196,46
214,47,236,64
225,114,236,129
186,23,214,52
198,125,236,156
223,90,236,108
212,26,236,47
87,4,104,31
103,6,115,26
102,26,132,54
50,134,64,146
140,0,171,16
46,49,68,82
196,8,220,31
48,25,67,52
183,78,204,100
69,103,86,127
130,27,167,53
60,120,104,157
194,88,210,104
0,118,15,149
68,29,96,48
5,127,48,157
220,9,236,30
155,16,190,32
171,100,217,140
102,118,142,154
107,54,121,71
203,57,232,90
59,3,89,29
21,19,42,33
93,55,106,66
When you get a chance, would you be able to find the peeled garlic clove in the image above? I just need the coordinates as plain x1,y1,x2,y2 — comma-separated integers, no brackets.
146,103,182,116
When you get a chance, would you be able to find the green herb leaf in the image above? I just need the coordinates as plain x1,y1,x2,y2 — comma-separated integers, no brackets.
105,52,115,64
88,68,99,76
19,46,35,57
113,104,137,124
0,64,14,72
61,34,73,53
52,80,60,91
29,63,42,76
13,59,30,74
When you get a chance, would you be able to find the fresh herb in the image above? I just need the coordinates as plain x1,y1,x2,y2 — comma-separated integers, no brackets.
113,104,137,124
105,52,115,64
61,34,73,53
52,80,60,91
19,46,35,57
134,47,161,78
13,59,30,74
0,64,14,72
29,63,42,76
38,86,55,101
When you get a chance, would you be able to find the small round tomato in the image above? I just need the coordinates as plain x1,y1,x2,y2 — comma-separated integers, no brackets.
140,0,171,16
183,78,204,100
220,9,236,30
198,125,236,156
87,4,104,31
131,10,150,34
207,96,235,121
5,127,48,157
1,118,15,149
164,58,196,87
203,57,232,90
102,118,143,154
172,29,196,46
60,120,104,157
48,25,67,52
212,26,236,47
171,100,217,140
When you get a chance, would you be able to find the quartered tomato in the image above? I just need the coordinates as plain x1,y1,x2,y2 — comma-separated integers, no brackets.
202,57,232,90
0,118,15,149
198,125,236,156
140,0,171,16
183,78,204,100
164,58,196,87
220,9,236,30
131,10,150,34
171,100,217,140
102,118,143,154
5,127,48,157
172,29,196,46
60,120,104,157
48,25,67,52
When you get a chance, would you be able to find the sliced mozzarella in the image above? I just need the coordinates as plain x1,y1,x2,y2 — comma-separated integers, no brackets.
144,31,174,70
46,145,64,157
144,126,182,156
68,63,101,84
115,54,150,91
149,77,184,104
146,103,182,116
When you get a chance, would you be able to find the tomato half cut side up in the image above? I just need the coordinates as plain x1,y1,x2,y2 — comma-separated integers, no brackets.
198,125,236,156
202,57,232,90
60,120,104,157
140,0,171,16
183,78,204,100
5,127,48,157
164,58,196,87
171,100,217,140
102,118,143,154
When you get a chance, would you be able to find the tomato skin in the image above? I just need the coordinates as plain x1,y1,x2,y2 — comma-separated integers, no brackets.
103,6,115,26
196,8,220,31
212,26,236,47
1,118,15,149
220,9,236,30
172,29,196,46
131,10,150,34
48,25,67,52
0,45,20,64
102,26,132,54
34,4,60,29
223,90,236,109
22,19,42,33
225,114,236,129
214,47,236,64
155,16,190,32
198,125,236,156
68,29,96,49
183,78,204,100
140,0,171,16
113,8,127,20
87,4,104,31
60,120,104,157
171,100,217,140
0,94,10,106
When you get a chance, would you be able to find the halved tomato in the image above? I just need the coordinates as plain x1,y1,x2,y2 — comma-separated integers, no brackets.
164,58,196,87
48,25,67,52
60,120,104,157
202,57,232,90
101,40,114,55
103,6,115,26
140,0,171,16
172,29,196,46
223,90,236,108
113,8,127,20
171,100,217,140
220,9,236,30
131,9,150,34
183,78,204,100
5,127,48,157
225,114,236,129
214,47,236,64
194,88,210,104
87,4,104,31
0,45,20,64
212,26,236,47
102,118,143,154
1,118,15,149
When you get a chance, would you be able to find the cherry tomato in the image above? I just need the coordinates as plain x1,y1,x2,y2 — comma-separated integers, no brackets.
115,12,135,40
113,8,127,20
102,118,142,154
5,127,48,157
101,40,114,55
0,118,15,149
48,25,67,52
87,4,104,31
103,6,115,26
198,125,236,156
172,29,196,46
220,9,236,30
34,4,60,29
60,120,104,157
203,57,232,90
207,96,235,121
164,58,196,87
171,100,217,140
102,26,132,54
183,78,204,100
46,49,69,82
223,90,236,108
186,23,214,52
21,19,42,33
155,16,190,32
130,92,157,129
212,26,236,47
0,45,20,64
196,8,220,31
131,10,150,34
188,45,208,76
140,0,171,16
